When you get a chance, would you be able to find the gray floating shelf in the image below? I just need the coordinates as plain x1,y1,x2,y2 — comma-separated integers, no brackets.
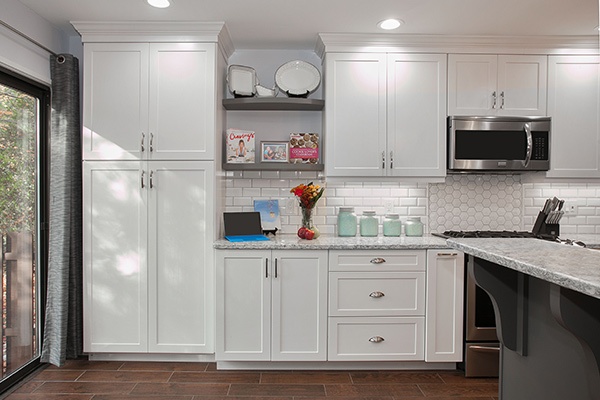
222,163,324,171
222,97,324,111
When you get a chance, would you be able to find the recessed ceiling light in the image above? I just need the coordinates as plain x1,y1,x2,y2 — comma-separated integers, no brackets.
147,0,170,8
378,19,403,30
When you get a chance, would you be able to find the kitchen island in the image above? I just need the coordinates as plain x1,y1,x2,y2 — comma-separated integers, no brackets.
446,238,600,400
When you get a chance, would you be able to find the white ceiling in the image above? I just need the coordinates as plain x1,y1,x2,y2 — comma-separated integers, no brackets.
17,0,600,50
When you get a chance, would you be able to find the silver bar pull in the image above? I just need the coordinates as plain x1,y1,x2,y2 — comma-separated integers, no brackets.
370,257,386,264
149,170,154,189
390,151,394,170
500,91,505,109
265,258,269,278
141,132,145,153
470,345,500,353
141,170,145,189
381,151,385,169
369,336,385,343
369,291,385,298
491,91,497,109
437,252,458,257
150,132,154,152
274,258,278,278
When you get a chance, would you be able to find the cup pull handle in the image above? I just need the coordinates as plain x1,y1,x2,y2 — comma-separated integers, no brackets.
369,291,385,298
369,336,385,343
370,258,386,264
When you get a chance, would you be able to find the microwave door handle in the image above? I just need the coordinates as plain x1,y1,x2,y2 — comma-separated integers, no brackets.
523,122,533,168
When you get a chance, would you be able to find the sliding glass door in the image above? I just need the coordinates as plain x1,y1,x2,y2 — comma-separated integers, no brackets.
0,68,48,390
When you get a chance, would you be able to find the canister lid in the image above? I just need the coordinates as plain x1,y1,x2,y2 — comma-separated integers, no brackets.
339,207,355,213
384,213,399,219
362,211,376,216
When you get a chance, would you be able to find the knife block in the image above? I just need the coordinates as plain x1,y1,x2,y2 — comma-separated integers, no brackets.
532,211,560,237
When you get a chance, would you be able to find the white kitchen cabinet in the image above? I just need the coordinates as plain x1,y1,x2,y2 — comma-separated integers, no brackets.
216,250,328,361
328,250,427,361
324,53,446,178
425,250,464,362
547,56,600,178
83,42,216,161
83,161,215,353
448,54,547,116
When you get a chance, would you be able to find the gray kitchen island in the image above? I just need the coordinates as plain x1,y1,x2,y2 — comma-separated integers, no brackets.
447,238,600,400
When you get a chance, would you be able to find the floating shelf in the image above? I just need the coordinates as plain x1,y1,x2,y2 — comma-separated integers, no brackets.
222,97,324,111
223,163,324,171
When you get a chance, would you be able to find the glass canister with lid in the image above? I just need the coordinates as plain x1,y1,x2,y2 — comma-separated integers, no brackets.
383,214,401,237
337,207,357,237
404,217,424,237
360,211,379,237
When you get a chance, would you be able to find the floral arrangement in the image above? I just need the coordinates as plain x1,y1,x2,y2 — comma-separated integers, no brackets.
290,182,324,240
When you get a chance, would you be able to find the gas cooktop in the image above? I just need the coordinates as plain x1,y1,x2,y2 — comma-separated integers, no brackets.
432,230,586,247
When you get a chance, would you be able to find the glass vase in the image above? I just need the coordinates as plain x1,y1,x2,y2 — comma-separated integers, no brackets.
301,206,320,238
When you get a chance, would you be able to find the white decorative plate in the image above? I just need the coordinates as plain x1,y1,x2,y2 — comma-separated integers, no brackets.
275,60,321,97
227,65,257,97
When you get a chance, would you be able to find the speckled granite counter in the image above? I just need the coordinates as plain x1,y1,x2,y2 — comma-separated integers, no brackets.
214,235,449,250
446,237,600,300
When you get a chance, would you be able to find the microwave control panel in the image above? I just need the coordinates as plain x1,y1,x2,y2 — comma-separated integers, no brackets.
532,132,549,161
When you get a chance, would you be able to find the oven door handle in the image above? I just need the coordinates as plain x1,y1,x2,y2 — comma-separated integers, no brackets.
522,122,533,168
470,345,500,353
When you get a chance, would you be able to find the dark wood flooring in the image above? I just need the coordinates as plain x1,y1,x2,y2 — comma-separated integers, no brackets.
4,360,499,399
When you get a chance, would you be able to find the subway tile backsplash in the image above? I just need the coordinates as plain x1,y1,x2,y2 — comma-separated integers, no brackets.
223,170,600,236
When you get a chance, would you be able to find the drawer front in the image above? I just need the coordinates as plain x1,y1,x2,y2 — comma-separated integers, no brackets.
328,317,424,361
329,272,425,316
329,250,426,272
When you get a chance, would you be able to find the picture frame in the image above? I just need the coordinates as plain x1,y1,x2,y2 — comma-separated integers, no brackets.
260,141,289,163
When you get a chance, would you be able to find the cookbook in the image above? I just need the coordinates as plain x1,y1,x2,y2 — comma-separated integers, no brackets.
289,133,319,164
226,129,255,163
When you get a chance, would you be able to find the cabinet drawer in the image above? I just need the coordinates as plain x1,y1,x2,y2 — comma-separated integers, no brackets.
328,317,424,361
329,250,426,272
329,272,425,316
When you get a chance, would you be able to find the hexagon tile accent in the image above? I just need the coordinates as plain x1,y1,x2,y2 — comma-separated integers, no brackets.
429,175,523,232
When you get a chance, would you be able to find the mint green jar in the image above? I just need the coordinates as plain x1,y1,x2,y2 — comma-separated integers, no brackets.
383,214,401,237
360,211,378,237
337,207,357,237
404,217,424,237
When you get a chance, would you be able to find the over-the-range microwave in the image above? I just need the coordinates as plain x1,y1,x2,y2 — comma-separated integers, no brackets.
447,116,550,172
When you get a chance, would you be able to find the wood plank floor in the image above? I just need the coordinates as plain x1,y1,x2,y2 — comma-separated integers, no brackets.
4,361,499,399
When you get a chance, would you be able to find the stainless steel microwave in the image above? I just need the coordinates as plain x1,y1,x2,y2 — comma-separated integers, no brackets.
448,116,550,172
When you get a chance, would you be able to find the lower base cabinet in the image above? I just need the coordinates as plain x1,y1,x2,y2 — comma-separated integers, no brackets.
216,250,328,361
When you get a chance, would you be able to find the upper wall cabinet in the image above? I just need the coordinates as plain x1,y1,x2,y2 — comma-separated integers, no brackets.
547,56,600,178
325,53,447,178
83,42,216,161
448,54,547,116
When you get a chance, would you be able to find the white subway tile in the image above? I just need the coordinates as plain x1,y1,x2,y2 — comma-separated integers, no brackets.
233,197,253,206
261,171,280,179
326,197,345,206
335,188,354,197
243,188,262,197
271,179,290,188
391,188,409,197
280,171,298,179
261,188,280,197
252,179,271,188
225,188,243,197
242,171,261,179
233,179,252,188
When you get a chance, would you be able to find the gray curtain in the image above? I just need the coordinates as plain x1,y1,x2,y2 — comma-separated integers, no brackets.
41,54,83,366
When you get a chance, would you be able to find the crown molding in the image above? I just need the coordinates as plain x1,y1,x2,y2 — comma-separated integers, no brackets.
316,33,600,58
71,21,234,58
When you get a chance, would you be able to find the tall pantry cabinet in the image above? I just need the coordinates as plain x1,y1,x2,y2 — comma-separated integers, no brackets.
73,22,231,358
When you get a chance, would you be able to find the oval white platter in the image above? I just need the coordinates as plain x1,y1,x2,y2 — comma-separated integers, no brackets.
275,60,321,96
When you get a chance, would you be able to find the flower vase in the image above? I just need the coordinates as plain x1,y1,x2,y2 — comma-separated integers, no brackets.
301,207,320,239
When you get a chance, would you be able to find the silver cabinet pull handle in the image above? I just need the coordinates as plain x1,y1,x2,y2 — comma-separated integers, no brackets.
370,257,386,264
369,336,385,343
149,170,154,189
381,151,385,169
369,291,385,298
470,345,500,353
141,132,145,153
491,91,497,109
437,252,458,257
265,258,269,278
150,132,154,152
274,258,278,278
390,151,394,170
500,91,505,109
141,170,145,189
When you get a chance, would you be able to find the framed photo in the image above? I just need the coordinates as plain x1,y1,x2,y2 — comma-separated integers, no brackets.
260,141,289,163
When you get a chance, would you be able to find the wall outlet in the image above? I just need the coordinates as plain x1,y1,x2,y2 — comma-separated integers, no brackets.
383,199,394,214
563,204,578,215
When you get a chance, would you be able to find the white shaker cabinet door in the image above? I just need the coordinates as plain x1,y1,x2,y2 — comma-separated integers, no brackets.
547,56,600,178
216,250,272,361
149,43,216,160
448,54,497,116
147,161,214,353
271,250,328,361
83,161,148,352
497,55,547,116
325,53,387,176
387,54,447,177
425,250,464,362
83,43,149,160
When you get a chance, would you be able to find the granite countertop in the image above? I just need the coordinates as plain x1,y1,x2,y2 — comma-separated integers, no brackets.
214,234,449,250
446,237,600,300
